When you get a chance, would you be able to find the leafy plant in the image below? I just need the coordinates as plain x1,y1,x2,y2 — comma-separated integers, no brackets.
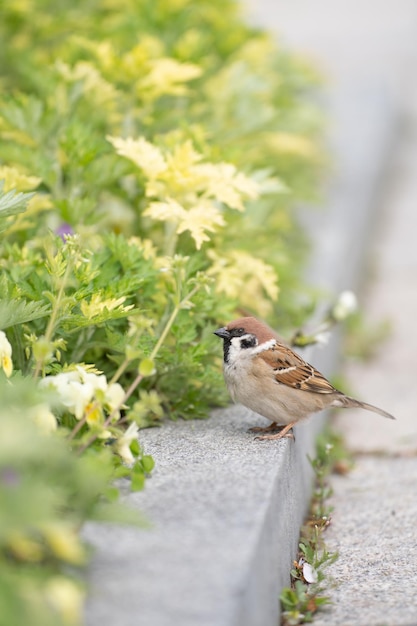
280,430,350,625
0,0,325,624
280,580,331,626
0,376,144,626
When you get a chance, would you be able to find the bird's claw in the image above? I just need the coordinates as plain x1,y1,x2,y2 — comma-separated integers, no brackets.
254,431,295,441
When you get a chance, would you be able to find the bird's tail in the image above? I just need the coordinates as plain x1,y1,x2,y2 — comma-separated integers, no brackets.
333,395,396,420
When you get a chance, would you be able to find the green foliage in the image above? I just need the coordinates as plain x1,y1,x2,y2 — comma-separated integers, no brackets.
0,183,34,231
0,377,143,626
280,580,331,625
280,431,344,625
0,299,50,331
0,0,324,624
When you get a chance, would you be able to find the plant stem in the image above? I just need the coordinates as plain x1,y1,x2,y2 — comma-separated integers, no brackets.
33,260,72,378
67,415,87,441
76,282,201,455
108,358,130,387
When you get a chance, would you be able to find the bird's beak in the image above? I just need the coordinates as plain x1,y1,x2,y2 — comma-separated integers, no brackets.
213,326,231,340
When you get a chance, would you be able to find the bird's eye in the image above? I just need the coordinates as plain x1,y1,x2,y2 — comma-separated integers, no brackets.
230,327,246,338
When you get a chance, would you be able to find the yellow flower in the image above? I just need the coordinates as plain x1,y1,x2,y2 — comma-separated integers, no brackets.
84,401,104,427
0,330,13,378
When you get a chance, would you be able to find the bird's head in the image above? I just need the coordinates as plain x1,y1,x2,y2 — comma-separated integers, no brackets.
214,317,276,363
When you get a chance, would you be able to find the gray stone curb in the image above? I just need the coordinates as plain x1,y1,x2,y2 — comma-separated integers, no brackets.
84,89,396,626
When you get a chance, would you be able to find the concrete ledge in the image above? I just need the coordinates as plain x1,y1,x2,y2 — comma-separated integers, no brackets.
84,409,318,626
84,89,396,626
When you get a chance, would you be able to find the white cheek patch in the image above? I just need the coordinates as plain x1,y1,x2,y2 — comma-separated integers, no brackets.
227,336,246,364
251,338,276,355
227,336,276,364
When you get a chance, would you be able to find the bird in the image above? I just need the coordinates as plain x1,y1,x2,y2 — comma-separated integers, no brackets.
214,316,395,440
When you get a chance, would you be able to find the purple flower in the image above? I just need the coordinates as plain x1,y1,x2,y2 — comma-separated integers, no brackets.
1,467,20,488
56,223,74,240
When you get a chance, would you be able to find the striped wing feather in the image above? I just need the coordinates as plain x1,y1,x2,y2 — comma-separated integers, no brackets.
259,345,337,394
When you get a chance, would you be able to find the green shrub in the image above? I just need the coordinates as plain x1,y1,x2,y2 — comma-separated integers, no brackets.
0,0,323,623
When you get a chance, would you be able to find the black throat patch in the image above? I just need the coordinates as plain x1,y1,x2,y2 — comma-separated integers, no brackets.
223,338,232,363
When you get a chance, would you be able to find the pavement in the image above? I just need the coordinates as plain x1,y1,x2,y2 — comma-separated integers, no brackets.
249,1,417,624
314,76,417,626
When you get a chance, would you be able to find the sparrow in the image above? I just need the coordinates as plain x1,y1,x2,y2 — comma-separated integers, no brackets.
214,316,395,440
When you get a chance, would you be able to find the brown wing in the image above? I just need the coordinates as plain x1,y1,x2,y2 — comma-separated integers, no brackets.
259,344,337,394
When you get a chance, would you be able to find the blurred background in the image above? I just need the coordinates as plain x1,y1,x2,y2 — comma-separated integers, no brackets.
246,0,417,97
246,0,417,453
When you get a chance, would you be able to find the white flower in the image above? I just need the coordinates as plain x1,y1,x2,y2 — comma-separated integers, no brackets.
314,331,330,346
104,383,125,413
45,577,85,625
40,369,96,420
40,366,127,422
332,290,358,321
0,330,13,378
56,377,95,419
76,366,107,393
30,404,57,434
114,423,139,466
302,561,318,584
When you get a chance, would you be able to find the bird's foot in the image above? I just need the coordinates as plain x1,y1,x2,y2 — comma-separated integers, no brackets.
254,422,296,441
